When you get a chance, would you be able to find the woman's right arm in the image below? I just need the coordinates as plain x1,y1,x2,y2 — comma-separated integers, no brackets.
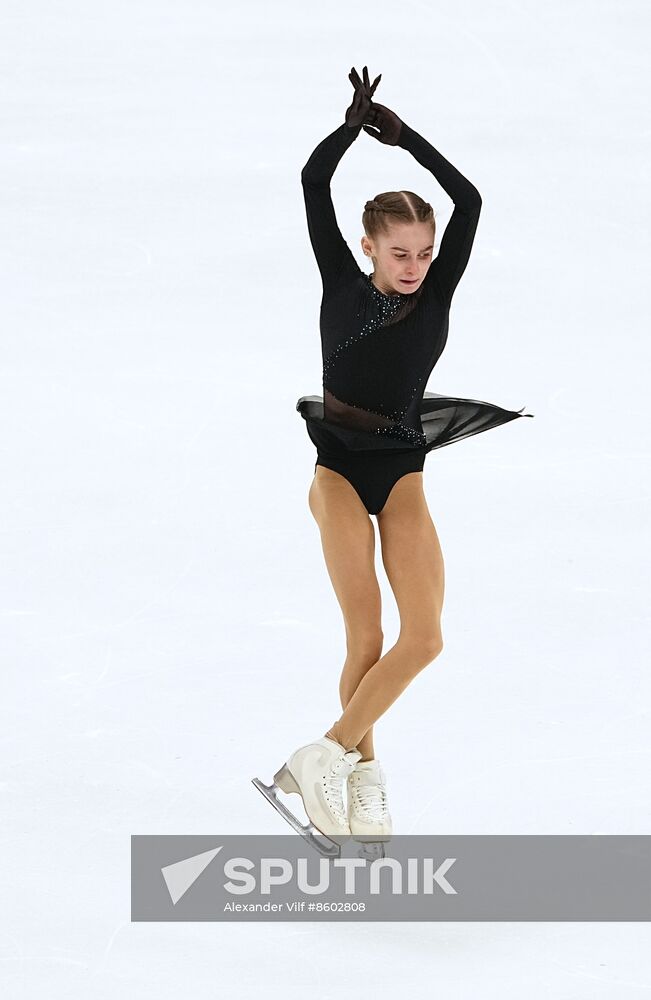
301,121,363,288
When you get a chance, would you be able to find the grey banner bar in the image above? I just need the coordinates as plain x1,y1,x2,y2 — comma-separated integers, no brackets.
131,835,651,921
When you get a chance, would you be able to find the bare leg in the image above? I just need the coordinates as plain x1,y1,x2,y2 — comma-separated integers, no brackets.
308,467,384,760
323,470,445,751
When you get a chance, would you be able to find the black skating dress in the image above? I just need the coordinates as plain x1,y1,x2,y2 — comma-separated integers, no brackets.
297,118,533,514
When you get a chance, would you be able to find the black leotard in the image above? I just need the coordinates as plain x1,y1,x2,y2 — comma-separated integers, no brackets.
296,118,532,464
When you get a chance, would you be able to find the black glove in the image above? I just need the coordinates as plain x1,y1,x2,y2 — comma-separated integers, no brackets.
345,65,382,128
362,102,403,146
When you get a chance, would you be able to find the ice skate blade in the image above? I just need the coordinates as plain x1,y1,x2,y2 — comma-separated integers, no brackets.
251,777,343,859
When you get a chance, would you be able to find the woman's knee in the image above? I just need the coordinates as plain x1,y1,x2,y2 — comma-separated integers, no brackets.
398,629,444,668
344,626,384,663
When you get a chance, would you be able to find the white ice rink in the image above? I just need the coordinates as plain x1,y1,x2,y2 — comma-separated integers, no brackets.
2,0,650,996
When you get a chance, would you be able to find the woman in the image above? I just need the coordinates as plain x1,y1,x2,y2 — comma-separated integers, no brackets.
252,66,532,857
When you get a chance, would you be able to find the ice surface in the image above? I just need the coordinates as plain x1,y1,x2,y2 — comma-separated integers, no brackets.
1,0,650,997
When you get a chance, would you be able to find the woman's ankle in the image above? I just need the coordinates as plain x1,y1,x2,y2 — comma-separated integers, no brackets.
324,724,359,752
324,726,340,745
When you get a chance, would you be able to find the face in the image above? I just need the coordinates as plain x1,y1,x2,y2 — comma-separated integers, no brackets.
361,221,434,294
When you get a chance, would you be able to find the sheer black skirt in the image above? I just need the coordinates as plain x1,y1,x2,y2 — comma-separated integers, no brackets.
297,390,533,456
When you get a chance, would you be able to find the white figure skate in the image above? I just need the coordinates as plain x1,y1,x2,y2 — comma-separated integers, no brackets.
347,759,393,860
252,736,362,858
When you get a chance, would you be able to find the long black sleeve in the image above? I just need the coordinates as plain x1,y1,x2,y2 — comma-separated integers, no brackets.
301,121,363,289
397,122,482,303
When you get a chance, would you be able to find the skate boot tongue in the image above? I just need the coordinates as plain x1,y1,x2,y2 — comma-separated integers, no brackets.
332,747,362,778
337,751,361,784
321,736,362,767
352,759,385,785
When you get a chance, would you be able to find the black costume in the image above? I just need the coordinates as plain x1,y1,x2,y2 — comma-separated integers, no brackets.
297,118,532,514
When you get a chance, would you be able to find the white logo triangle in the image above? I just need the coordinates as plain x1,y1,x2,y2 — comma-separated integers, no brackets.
161,846,223,905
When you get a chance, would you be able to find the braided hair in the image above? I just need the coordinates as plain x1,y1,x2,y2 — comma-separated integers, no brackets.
362,191,435,239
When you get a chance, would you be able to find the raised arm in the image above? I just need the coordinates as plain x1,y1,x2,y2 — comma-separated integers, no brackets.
396,122,482,303
301,121,363,288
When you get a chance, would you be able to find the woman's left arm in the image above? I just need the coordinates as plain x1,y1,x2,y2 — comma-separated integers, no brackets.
396,122,482,304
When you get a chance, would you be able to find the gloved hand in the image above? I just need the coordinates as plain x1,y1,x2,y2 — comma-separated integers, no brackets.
362,102,403,146
345,65,382,128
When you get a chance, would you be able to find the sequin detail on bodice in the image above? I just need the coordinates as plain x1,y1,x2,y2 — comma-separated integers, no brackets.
322,274,427,447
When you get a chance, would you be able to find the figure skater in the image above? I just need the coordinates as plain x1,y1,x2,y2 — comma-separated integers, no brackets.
252,66,532,857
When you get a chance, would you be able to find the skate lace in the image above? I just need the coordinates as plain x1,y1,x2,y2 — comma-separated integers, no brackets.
323,758,351,825
353,783,388,822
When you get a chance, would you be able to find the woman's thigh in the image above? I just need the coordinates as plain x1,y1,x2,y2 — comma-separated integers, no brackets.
308,467,383,639
376,471,445,643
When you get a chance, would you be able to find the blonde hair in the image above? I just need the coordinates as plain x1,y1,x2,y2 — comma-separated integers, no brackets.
362,190,435,239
